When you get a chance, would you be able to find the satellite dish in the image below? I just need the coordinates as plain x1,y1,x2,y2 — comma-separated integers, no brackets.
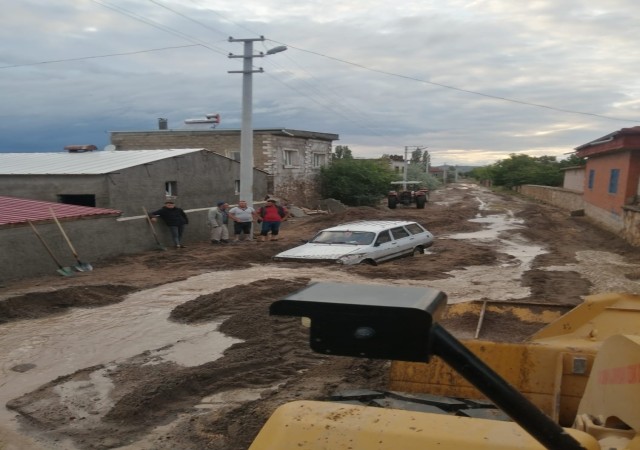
104,144,116,152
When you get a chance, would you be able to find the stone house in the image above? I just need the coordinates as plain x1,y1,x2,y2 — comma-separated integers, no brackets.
109,127,339,207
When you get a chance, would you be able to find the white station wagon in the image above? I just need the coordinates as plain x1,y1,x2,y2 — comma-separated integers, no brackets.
274,220,434,265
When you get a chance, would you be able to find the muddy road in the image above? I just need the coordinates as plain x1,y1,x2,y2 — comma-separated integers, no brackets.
1,183,639,450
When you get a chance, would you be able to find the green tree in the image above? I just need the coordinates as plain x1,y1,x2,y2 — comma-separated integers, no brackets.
410,148,423,164
320,159,395,206
488,154,563,188
559,153,586,168
333,145,353,160
402,164,441,190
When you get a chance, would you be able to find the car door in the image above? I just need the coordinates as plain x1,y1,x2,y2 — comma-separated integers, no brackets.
370,230,396,262
376,226,412,262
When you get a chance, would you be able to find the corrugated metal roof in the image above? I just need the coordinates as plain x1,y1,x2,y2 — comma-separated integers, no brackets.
0,149,205,175
0,196,121,226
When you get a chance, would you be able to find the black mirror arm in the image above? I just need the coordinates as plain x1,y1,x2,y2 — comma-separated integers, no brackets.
431,324,586,450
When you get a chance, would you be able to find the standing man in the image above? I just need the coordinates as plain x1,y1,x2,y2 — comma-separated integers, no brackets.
228,200,258,242
149,199,189,248
208,201,230,244
257,199,289,242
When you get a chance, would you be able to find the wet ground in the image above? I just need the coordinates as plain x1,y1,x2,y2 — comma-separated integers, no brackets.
1,183,639,449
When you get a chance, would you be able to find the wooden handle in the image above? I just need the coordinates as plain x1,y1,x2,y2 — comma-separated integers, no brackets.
28,220,65,268
49,207,79,257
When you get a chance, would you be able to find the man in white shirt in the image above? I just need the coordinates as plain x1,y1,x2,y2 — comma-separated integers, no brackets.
228,200,258,242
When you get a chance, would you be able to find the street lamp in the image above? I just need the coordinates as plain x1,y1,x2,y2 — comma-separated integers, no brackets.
228,36,287,214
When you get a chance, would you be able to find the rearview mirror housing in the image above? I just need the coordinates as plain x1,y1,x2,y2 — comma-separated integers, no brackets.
270,282,447,362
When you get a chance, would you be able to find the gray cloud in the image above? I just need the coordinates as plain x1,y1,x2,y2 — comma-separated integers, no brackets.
1,0,638,165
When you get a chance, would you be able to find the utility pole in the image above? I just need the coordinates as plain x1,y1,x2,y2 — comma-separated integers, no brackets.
403,146,409,190
228,36,265,211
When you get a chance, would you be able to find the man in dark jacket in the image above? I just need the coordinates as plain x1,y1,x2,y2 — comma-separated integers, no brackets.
150,200,189,248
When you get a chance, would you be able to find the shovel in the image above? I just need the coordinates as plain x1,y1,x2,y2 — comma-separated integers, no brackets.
49,208,93,272
142,207,167,251
27,221,75,277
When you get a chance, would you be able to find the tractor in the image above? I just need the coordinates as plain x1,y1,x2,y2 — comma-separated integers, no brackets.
388,181,429,209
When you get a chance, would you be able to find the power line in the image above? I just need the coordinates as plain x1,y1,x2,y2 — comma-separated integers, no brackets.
0,45,201,70
147,0,228,39
90,0,229,56
269,40,638,124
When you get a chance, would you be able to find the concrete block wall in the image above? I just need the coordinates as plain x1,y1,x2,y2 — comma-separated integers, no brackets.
623,206,640,246
519,185,585,211
112,131,240,155
0,209,217,283
520,184,640,247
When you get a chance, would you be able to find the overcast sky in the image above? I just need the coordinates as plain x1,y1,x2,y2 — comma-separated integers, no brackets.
1,0,639,166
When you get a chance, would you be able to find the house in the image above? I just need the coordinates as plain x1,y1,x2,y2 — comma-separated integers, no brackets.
109,125,339,206
0,148,269,217
387,155,406,174
574,126,640,234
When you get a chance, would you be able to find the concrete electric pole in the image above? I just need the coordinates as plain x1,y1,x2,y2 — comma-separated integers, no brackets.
228,37,287,211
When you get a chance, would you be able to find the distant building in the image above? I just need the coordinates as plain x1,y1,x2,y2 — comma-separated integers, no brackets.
109,123,339,207
387,155,406,173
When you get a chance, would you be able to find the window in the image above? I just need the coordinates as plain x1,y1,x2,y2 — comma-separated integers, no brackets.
235,180,240,195
405,223,426,235
375,231,392,245
58,194,95,207
390,226,410,240
165,181,177,196
609,169,620,194
283,149,299,167
588,170,595,190
312,153,326,168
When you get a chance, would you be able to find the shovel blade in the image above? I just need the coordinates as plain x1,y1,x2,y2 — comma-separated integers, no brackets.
76,261,93,271
57,267,75,277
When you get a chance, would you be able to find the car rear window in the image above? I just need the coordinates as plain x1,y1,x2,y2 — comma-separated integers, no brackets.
405,223,425,235
390,226,410,240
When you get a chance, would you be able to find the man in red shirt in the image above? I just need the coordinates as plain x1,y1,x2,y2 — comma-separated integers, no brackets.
257,199,289,242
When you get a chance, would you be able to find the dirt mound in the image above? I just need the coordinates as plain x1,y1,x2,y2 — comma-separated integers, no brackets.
0,285,137,324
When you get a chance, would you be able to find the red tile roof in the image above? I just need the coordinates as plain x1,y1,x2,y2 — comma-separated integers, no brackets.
0,196,121,226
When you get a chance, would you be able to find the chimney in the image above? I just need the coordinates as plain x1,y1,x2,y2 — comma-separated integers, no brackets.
158,118,168,130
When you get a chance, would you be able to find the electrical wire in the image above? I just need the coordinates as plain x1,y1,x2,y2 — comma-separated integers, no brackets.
0,45,201,70
90,0,229,56
268,40,638,124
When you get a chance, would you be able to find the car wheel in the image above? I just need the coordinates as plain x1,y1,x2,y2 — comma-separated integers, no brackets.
360,259,377,266
416,196,426,209
388,197,397,209
412,246,424,256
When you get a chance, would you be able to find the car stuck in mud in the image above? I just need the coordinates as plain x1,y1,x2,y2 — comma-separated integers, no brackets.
273,220,434,265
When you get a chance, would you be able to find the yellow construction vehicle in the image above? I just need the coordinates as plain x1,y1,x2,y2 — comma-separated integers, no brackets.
249,283,640,450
